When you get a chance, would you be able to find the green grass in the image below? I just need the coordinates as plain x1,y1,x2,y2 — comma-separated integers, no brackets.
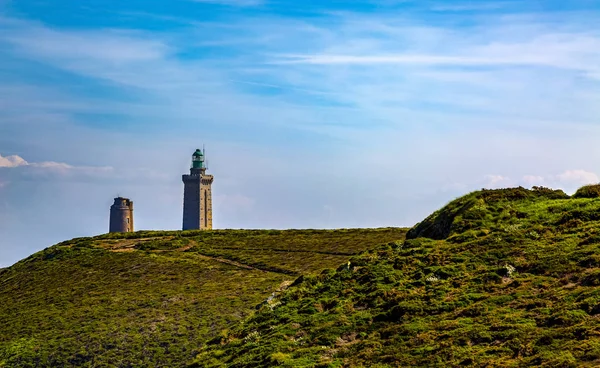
0,228,405,367
196,187,600,367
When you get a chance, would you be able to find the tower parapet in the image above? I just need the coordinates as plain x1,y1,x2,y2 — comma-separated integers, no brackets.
182,149,214,230
109,197,134,233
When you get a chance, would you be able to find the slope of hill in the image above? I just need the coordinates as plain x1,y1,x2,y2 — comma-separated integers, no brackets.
0,228,406,367
197,186,600,367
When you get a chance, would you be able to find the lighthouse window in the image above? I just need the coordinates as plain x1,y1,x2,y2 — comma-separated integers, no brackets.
127,218,130,223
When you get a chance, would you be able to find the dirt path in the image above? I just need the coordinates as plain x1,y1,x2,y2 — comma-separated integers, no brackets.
193,253,257,271
106,238,295,275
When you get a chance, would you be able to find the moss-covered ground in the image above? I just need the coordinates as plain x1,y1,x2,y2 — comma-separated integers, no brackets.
0,228,405,367
197,187,600,367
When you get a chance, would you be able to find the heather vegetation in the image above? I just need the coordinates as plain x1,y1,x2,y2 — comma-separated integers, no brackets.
573,184,600,199
196,187,600,367
0,228,405,367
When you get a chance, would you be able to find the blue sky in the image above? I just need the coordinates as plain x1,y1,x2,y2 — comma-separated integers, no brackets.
1,0,599,267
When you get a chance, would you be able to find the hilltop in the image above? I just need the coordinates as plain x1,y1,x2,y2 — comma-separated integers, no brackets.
0,228,406,367
196,186,600,367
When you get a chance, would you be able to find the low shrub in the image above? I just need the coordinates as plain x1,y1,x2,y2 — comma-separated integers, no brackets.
573,184,600,199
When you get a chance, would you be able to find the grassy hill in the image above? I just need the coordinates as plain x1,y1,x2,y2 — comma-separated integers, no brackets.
196,186,600,367
5,185,600,368
0,228,406,367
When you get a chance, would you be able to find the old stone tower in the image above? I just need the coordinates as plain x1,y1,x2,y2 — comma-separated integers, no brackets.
182,149,214,230
109,197,134,233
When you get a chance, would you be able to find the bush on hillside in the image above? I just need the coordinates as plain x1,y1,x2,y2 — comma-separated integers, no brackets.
530,186,570,199
407,187,569,240
573,184,600,199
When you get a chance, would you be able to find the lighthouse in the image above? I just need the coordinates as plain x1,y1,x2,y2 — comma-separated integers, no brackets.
109,197,134,233
182,149,214,230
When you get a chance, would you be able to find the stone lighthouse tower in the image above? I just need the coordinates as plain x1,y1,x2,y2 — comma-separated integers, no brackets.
182,149,214,230
109,197,134,233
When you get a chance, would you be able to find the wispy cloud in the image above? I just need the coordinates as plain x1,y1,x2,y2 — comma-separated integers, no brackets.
0,17,169,62
274,44,600,76
0,154,113,173
190,0,263,5
430,2,511,12
2,9,599,139
0,16,366,143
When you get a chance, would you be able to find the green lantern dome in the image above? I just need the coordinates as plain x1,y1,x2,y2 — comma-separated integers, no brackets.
192,149,205,169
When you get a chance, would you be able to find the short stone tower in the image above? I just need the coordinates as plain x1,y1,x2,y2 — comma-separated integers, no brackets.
182,149,214,230
109,197,134,233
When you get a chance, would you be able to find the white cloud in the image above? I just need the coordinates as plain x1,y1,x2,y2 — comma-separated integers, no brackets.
0,154,27,168
31,161,73,170
0,19,169,64
274,53,552,67
556,170,599,186
0,154,113,174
